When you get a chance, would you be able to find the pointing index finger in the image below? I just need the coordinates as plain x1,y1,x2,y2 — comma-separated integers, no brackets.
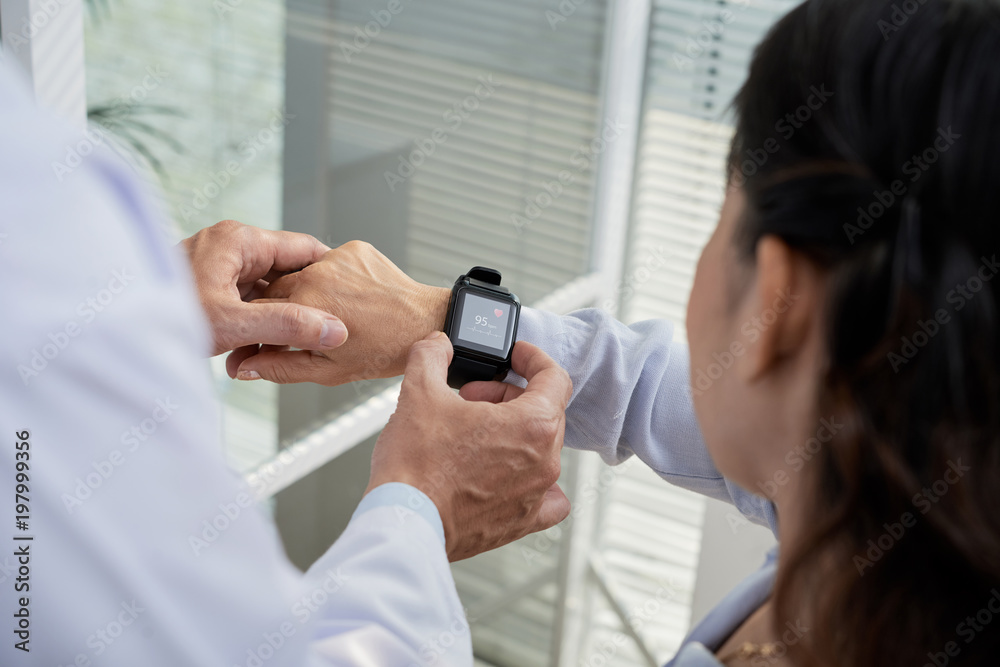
241,227,331,282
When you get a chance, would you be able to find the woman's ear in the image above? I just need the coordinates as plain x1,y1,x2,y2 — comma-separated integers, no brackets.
739,235,820,383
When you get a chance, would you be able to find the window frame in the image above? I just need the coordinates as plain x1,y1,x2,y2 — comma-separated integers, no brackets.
1,0,87,124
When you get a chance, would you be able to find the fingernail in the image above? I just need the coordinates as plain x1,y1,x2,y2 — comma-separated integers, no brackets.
427,331,446,340
237,369,261,381
320,319,348,348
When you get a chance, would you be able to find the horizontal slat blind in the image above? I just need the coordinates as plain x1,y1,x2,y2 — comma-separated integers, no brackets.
289,0,608,304
623,0,800,333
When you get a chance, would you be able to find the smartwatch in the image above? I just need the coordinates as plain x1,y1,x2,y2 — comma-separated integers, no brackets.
443,267,521,389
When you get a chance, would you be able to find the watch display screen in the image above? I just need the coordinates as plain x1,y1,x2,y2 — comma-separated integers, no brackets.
457,293,511,351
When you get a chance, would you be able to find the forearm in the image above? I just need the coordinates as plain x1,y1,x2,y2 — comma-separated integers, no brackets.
509,307,699,466
510,307,777,531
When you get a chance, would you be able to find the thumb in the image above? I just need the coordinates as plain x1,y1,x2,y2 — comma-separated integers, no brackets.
531,484,571,533
400,331,454,397
235,350,330,384
233,301,348,351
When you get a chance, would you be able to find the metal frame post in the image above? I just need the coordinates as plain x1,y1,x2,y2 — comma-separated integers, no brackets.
548,1,653,665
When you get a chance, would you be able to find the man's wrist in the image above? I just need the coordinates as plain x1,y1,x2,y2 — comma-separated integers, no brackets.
417,285,451,338
374,284,450,379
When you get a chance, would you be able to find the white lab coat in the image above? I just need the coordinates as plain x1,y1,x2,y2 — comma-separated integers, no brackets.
0,63,468,667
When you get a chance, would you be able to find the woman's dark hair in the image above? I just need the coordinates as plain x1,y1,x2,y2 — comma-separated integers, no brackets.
728,0,1000,665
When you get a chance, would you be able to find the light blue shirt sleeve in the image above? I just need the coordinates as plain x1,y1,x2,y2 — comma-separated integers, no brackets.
0,62,469,667
511,307,778,534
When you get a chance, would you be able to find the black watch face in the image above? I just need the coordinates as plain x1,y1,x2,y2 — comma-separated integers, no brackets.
450,287,518,358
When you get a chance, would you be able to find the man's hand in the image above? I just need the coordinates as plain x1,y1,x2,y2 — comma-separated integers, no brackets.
233,241,450,384
181,220,349,361
370,332,572,561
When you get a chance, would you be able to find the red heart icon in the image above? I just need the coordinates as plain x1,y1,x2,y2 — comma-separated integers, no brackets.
494,309,504,318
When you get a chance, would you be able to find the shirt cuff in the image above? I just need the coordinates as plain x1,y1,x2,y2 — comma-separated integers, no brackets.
504,306,569,385
515,306,559,347
351,482,446,546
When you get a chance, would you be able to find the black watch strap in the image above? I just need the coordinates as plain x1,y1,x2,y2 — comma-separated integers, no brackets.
447,355,506,388
466,266,502,286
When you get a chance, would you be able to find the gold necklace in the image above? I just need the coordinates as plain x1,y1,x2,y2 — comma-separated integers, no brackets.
719,641,783,664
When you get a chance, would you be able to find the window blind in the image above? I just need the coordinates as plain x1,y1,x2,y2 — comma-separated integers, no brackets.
623,0,801,331
288,0,609,304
